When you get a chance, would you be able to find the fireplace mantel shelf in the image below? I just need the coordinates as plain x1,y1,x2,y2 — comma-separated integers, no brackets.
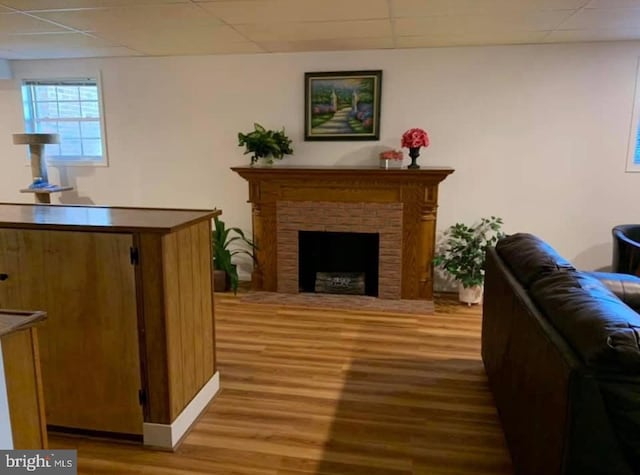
232,164,455,300
232,165,454,181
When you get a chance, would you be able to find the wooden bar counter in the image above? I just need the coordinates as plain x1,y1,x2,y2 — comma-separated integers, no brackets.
0,204,220,449
0,310,47,450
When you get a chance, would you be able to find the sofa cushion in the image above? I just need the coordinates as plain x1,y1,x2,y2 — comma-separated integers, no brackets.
586,272,640,314
530,271,640,372
495,233,575,288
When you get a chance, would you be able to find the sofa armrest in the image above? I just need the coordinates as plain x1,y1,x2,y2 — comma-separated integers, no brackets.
585,271,640,313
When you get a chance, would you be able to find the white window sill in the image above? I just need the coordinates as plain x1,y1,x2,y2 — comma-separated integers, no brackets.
626,161,640,173
26,158,108,168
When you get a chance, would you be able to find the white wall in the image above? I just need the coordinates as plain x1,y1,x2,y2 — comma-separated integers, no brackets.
0,42,639,279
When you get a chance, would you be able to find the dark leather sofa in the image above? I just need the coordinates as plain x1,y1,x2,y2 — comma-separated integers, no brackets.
482,233,640,475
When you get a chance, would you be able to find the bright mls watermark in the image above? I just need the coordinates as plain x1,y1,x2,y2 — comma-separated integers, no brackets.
0,451,76,474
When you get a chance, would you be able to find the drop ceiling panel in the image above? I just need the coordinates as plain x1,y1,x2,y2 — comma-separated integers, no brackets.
235,19,392,42
0,12,69,33
396,30,549,47
1,31,115,47
391,0,589,17
0,0,190,10
198,0,389,24
259,37,394,53
394,10,571,36
93,26,259,55
33,4,223,32
586,0,640,7
16,45,142,58
0,31,137,58
545,27,640,41
558,7,640,29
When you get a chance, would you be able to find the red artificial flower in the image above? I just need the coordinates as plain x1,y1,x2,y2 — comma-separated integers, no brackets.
401,128,430,149
380,150,403,161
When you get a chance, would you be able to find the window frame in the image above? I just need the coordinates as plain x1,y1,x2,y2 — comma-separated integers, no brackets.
626,59,640,173
19,74,109,167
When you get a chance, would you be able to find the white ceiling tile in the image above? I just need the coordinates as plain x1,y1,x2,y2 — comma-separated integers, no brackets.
0,0,190,10
394,10,571,36
259,37,393,53
94,26,260,55
391,0,588,17
0,31,128,58
396,30,549,47
235,19,392,42
33,4,223,32
13,45,143,59
1,31,116,47
586,0,640,7
106,25,247,45
137,41,263,56
198,0,389,24
544,28,640,41
558,7,640,29
0,12,69,33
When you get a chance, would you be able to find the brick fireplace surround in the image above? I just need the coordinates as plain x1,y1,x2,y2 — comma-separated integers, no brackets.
277,201,403,299
232,166,454,300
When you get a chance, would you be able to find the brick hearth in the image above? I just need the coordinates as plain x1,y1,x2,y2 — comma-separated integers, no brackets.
276,201,403,299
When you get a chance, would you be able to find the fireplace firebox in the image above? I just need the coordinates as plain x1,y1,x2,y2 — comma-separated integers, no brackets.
298,231,379,296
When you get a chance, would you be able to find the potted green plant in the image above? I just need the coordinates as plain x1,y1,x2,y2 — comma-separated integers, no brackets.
238,123,293,166
434,216,504,305
212,216,255,294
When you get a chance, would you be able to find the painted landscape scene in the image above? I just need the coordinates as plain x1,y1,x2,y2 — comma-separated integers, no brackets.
306,73,380,139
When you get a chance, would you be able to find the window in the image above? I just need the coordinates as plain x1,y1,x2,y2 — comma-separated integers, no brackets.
627,61,640,172
21,78,107,165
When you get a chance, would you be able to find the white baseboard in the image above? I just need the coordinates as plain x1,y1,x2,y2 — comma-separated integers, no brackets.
143,371,220,449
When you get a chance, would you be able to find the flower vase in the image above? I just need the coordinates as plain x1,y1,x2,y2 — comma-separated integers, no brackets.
408,147,421,169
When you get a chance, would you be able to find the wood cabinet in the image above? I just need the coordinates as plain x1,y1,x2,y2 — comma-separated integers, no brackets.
0,204,220,449
0,310,48,450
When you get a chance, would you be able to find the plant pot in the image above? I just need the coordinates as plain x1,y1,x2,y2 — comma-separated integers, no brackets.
213,269,229,292
458,283,483,306
252,157,276,167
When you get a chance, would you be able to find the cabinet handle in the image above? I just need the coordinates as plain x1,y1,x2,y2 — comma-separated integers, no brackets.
0,274,8,281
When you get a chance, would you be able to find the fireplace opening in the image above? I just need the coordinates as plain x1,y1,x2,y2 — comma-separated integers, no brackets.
298,231,379,297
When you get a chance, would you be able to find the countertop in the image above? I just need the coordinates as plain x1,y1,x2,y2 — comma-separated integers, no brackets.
0,310,46,337
0,204,220,233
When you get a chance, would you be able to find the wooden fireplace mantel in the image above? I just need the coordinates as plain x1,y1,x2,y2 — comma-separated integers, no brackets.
232,165,454,300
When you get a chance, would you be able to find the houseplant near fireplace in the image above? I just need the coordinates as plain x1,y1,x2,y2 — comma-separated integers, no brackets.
238,123,294,166
212,216,255,293
434,216,504,305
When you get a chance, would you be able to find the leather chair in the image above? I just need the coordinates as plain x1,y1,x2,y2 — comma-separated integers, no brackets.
612,225,640,277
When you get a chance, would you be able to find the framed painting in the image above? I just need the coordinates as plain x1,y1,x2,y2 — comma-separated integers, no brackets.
304,70,382,141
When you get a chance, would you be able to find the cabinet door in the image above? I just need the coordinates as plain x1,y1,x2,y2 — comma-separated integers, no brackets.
0,229,143,435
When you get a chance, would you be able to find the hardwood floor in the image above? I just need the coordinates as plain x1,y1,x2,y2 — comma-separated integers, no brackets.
51,294,513,474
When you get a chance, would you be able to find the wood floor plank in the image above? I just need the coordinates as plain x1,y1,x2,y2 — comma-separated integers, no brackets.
50,293,512,474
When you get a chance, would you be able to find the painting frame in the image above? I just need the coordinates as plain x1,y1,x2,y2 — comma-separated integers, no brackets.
304,70,382,141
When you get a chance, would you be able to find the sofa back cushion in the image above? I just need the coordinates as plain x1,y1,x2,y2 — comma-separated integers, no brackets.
495,233,575,288
586,272,640,314
530,271,640,372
